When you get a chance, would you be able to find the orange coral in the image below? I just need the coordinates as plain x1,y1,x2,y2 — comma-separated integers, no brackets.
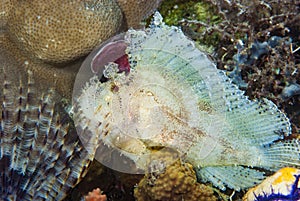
85,188,107,201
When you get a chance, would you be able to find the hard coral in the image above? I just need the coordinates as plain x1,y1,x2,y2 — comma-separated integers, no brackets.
117,0,163,28
134,160,217,201
0,30,78,98
0,0,14,28
7,0,123,63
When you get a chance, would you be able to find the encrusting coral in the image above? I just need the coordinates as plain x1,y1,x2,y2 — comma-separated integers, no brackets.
134,159,217,201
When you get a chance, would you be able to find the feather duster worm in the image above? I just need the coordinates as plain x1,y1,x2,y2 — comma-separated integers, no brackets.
0,59,93,200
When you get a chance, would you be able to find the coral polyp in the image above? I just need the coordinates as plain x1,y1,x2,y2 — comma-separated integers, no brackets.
73,12,300,191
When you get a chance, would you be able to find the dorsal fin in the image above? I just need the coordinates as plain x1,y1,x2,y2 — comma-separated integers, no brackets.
125,12,291,146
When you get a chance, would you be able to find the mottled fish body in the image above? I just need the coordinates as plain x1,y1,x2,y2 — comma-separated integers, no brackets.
73,12,300,191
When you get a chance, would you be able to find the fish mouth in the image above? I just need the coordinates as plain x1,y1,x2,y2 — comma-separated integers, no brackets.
72,33,128,101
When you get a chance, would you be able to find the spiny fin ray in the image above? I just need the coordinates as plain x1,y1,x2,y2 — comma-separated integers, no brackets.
196,166,265,191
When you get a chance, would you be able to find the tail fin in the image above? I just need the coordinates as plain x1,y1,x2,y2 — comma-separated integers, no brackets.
196,166,265,191
262,139,300,169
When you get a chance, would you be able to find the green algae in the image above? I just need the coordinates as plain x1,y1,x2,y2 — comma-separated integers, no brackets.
158,0,220,26
158,0,222,53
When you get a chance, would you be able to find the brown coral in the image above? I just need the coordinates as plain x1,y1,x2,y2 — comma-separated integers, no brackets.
7,0,123,64
134,159,217,201
0,31,77,98
0,0,14,28
117,0,163,28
